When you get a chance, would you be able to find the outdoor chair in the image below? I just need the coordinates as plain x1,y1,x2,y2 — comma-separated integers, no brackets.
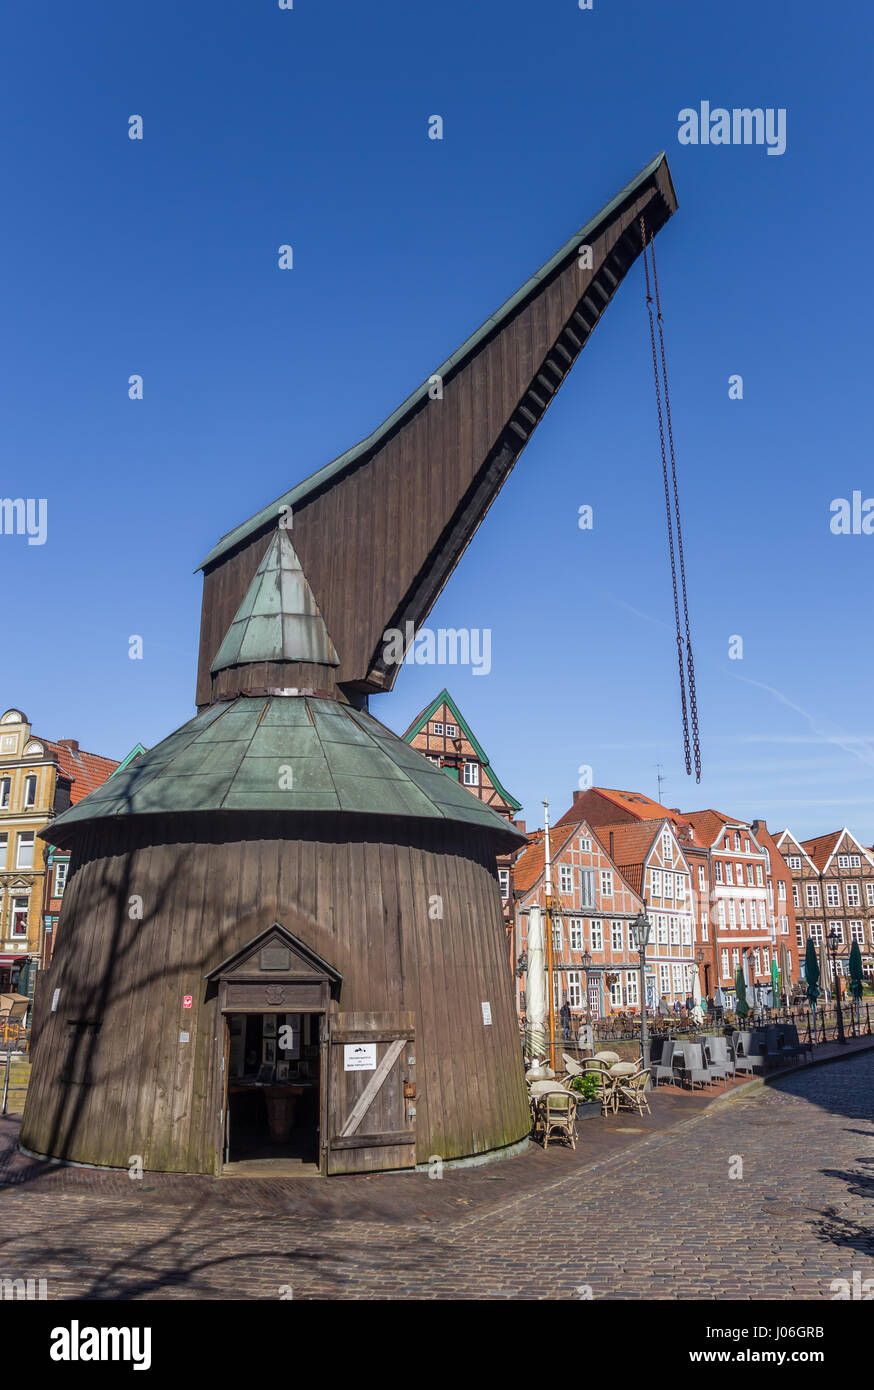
703,1035,736,1080
540,1089,577,1150
732,1036,764,1076
615,1068,652,1116
675,1042,714,1091
650,1040,676,1087
562,1053,583,1078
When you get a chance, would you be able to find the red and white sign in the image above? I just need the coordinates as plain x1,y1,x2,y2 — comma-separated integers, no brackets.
182,995,193,1010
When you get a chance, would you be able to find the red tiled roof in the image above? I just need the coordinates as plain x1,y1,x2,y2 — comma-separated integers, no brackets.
558,786,673,826
800,831,844,873
512,824,576,895
590,819,664,868
44,739,120,804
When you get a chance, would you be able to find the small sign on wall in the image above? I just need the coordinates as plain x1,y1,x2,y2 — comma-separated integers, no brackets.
481,1001,492,1026
182,995,193,1010
179,1032,190,1044
344,1043,377,1071
51,989,60,1013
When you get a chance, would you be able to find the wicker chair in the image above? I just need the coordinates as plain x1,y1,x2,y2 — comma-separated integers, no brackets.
615,1068,652,1115
540,1089,577,1150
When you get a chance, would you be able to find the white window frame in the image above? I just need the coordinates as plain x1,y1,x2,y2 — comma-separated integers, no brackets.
462,761,479,787
54,861,69,897
600,870,614,899
10,897,28,938
16,832,35,870
569,917,584,951
589,920,603,951
558,864,573,895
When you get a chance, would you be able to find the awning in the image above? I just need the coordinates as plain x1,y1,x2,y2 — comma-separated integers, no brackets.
0,956,25,965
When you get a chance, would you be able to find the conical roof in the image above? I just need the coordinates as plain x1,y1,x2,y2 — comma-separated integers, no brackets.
42,696,525,850
211,527,339,674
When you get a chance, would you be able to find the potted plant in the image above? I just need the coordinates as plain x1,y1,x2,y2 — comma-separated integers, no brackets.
567,1071,601,1116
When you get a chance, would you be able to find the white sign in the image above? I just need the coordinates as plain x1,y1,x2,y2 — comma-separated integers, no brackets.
481,1001,492,1026
179,1031,190,1043
344,1043,377,1071
51,988,60,1013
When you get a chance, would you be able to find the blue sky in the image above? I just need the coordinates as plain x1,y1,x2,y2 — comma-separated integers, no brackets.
3,1,873,842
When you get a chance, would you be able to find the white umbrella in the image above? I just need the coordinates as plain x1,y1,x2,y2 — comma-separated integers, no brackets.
524,905,548,1061
690,963,704,1026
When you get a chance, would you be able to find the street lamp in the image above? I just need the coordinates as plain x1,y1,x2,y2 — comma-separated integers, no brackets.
631,910,653,1077
826,927,847,1045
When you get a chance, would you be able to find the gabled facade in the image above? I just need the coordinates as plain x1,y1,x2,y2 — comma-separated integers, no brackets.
775,828,874,982
0,709,126,997
403,690,521,929
513,818,645,1020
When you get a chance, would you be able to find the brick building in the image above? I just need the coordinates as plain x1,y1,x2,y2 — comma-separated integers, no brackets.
774,828,874,986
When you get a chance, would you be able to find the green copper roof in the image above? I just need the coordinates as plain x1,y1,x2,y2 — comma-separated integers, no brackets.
42,696,525,849
197,152,672,572
211,528,339,674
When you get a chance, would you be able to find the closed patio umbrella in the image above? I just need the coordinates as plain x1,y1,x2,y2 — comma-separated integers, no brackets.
805,939,821,1039
690,963,704,1025
848,940,864,1031
780,942,792,1003
735,968,749,1020
525,905,548,1061
771,958,780,1010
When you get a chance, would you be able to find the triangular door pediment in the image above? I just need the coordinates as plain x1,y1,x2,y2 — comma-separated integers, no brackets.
205,922,342,984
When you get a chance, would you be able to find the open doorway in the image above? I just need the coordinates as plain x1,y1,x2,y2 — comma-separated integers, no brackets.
225,1011,321,1168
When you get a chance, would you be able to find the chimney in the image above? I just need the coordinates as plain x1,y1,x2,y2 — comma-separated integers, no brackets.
516,820,526,836
57,738,79,753
572,789,584,804
609,831,614,858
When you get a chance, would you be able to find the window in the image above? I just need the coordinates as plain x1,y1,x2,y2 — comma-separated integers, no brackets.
558,864,573,895
728,900,737,928
624,971,639,1007
805,884,820,908
662,832,674,862
850,854,861,868
656,916,668,945
796,924,804,948
600,870,614,898
749,901,757,929
866,883,874,907
650,869,663,897
753,949,761,975
567,971,582,1008
659,963,671,994
744,838,750,853
788,855,802,869
778,880,786,901
0,832,6,866
701,912,709,942
23,774,37,808
444,723,457,738
611,921,623,951
54,861,69,897
780,915,789,936
497,868,509,900
746,864,755,886
681,919,692,946
825,882,840,907
663,872,673,899
0,778,10,809
731,948,740,972
670,917,680,945
589,920,603,951
845,883,861,907
721,949,730,978
763,947,770,971
714,862,723,884
609,976,623,1008
16,832,34,869
828,922,844,944
578,837,591,852
850,921,865,944
676,875,686,902
579,870,595,908
463,761,479,786
552,923,562,954
569,918,584,951
671,964,686,994
717,900,726,928
432,722,444,736
11,898,28,937
734,833,741,851
739,900,747,928
698,866,705,893
809,923,824,944
792,884,799,908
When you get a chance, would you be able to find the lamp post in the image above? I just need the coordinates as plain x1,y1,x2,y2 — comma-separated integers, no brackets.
631,910,652,1077
827,927,847,1045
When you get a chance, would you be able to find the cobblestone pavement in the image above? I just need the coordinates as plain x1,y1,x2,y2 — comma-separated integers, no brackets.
1,1053,872,1299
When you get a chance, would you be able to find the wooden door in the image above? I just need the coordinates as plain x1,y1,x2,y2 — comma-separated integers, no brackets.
326,1011,415,1175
